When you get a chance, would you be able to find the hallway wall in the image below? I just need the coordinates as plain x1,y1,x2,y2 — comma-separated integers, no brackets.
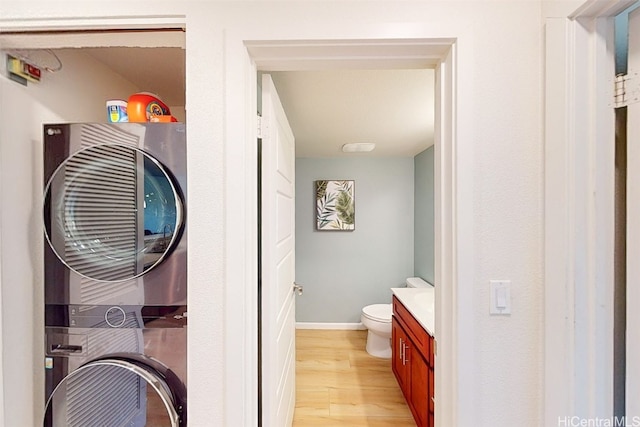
0,1,574,425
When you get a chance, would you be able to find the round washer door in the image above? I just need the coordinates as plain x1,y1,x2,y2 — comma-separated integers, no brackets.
44,358,186,427
43,143,184,282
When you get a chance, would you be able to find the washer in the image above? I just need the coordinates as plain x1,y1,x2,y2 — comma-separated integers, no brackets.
43,123,187,426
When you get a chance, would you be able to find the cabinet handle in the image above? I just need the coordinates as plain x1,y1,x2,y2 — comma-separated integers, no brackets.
399,338,403,361
400,341,408,366
403,342,409,365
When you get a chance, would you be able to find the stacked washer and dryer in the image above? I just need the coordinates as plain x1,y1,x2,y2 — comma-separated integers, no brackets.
42,123,187,426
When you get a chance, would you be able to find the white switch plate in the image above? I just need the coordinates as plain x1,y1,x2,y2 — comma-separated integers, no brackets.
490,280,511,315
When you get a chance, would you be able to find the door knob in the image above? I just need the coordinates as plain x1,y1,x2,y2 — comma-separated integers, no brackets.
293,283,303,296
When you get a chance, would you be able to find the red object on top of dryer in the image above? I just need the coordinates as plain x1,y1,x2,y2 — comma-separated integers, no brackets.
127,92,173,122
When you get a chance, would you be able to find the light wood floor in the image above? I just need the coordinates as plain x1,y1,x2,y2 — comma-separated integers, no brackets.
293,329,416,427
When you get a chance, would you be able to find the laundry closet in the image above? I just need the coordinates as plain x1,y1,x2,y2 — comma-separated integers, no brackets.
1,30,187,426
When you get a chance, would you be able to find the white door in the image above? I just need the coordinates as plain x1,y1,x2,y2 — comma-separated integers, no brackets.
627,6,640,418
261,74,297,427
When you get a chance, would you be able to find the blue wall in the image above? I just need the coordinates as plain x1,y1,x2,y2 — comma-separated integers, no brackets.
295,157,414,323
615,2,640,74
414,147,435,283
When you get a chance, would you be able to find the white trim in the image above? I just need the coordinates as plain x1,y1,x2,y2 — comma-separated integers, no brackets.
0,31,185,49
0,16,186,32
590,15,616,417
246,38,452,71
544,17,576,423
433,43,458,427
226,36,457,427
224,34,260,427
545,2,618,421
296,322,366,330
570,0,636,18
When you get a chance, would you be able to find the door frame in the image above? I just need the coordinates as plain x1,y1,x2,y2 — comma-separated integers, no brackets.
544,0,635,423
0,16,188,426
224,37,458,426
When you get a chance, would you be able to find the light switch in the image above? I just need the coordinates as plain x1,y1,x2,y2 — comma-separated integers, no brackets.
490,280,511,315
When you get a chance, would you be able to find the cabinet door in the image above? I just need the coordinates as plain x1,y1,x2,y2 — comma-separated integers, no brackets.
392,317,410,395
429,334,435,419
428,363,434,426
410,349,429,427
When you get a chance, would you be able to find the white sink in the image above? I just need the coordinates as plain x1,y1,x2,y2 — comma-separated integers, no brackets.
391,287,436,335
413,292,433,309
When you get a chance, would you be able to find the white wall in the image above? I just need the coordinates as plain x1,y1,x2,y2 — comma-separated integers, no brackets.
0,48,140,425
0,1,562,426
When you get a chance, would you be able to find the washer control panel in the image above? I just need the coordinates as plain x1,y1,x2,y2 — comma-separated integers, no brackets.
105,306,127,328
45,305,187,329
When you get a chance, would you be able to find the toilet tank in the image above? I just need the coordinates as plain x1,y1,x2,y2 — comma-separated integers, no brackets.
406,277,431,288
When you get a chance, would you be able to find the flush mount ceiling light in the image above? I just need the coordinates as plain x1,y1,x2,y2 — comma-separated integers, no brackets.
342,143,376,153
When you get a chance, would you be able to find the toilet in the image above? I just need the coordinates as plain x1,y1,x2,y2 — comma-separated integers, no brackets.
361,277,431,358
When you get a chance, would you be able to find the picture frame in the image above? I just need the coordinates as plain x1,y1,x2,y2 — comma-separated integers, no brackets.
315,180,355,231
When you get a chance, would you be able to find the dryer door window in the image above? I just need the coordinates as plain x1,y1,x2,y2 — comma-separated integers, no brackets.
44,359,185,427
44,144,184,282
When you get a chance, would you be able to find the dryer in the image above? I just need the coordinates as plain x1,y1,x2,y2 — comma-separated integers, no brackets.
42,123,187,426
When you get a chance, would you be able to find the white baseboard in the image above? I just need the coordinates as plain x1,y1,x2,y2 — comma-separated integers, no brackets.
296,322,366,330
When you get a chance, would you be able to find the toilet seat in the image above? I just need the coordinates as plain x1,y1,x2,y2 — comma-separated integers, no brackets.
362,304,392,323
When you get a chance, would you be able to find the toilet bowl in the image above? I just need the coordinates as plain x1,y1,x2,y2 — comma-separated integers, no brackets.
361,277,431,358
361,304,393,358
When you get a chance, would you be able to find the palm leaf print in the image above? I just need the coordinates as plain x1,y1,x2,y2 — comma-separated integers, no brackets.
316,180,355,230
316,180,328,201
335,189,354,226
316,191,336,229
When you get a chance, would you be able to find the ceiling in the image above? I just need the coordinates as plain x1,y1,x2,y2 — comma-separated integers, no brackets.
81,47,434,158
269,69,434,158
79,47,186,108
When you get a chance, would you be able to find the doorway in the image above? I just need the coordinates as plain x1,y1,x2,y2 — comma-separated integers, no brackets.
247,39,457,426
0,27,185,427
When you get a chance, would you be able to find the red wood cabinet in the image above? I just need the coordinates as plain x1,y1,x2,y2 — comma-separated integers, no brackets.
392,317,411,393
392,296,434,427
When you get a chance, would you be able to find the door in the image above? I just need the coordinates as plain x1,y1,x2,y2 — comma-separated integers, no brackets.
43,123,187,307
261,74,297,427
627,6,640,419
392,317,410,396
44,356,186,426
410,348,429,427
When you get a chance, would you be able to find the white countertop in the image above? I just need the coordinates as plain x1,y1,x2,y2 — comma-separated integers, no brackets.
391,286,435,336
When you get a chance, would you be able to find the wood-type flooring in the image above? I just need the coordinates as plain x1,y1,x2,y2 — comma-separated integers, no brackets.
293,329,416,427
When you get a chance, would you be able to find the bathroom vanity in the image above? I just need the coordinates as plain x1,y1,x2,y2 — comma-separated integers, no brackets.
391,287,435,427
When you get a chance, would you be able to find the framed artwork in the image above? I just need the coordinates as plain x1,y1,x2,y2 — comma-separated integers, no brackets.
315,180,355,231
